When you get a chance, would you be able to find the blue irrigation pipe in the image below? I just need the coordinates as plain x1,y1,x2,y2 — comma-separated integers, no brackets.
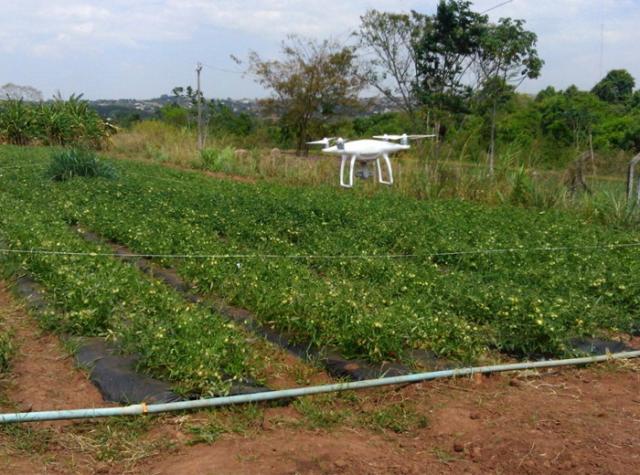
2,350,639,424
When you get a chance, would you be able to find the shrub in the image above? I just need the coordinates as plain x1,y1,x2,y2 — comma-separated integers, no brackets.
200,146,236,173
46,148,118,181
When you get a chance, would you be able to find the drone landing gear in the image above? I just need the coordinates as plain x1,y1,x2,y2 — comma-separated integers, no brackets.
339,155,357,188
376,154,393,185
340,154,394,188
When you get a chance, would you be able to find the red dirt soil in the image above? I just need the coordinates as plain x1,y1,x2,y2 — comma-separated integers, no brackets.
146,367,640,475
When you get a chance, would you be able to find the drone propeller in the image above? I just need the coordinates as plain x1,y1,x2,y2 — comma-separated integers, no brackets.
307,137,336,146
373,134,436,141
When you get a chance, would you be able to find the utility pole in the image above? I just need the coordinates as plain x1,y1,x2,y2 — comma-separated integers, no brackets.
196,62,204,151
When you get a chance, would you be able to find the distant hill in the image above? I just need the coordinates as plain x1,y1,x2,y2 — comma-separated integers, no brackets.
87,95,401,122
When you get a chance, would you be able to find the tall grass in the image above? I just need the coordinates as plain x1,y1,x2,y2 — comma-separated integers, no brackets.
46,148,118,181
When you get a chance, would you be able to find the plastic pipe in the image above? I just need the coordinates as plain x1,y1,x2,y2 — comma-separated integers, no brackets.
2,350,639,424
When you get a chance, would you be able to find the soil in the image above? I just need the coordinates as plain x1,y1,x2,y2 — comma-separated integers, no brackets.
1,281,639,474
145,367,640,475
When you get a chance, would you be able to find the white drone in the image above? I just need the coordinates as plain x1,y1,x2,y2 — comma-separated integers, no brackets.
307,134,435,188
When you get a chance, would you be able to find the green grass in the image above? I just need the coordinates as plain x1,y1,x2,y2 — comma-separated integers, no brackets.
0,145,639,373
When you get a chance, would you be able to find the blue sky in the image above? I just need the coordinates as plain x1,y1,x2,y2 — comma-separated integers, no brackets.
1,0,639,99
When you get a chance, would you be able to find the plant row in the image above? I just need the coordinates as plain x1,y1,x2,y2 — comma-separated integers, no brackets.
0,155,253,395
2,148,639,366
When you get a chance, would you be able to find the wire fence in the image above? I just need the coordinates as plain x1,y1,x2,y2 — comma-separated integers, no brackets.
1,241,639,261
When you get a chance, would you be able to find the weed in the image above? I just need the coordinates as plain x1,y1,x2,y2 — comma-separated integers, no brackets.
0,425,55,454
294,395,349,429
186,404,264,445
432,446,461,464
46,148,117,181
363,403,428,434
187,422,225,445
200,146,236,173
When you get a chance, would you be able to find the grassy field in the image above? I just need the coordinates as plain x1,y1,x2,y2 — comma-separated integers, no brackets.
0,145,639,393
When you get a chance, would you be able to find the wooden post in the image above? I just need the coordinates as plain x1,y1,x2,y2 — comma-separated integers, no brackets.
627,154,640,203
196,63,204,151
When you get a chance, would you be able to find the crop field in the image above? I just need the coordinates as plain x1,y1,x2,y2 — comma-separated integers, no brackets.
1,145,639,395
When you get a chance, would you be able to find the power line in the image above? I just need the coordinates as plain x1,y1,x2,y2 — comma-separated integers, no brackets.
200,62,246,75
481,0,514,14
1,241,639,261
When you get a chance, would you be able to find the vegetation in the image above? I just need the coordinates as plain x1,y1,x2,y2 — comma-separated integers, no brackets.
0,324,13,374
103,1,636,179
0,95,113,149
0,151,254,396
247,35,365,154
47,148,118,181
2,148,638,370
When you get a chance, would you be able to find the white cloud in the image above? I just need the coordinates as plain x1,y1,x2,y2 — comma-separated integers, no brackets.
1,0,639,97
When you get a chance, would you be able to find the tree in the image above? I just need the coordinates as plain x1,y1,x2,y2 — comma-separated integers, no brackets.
592,69,635,104
474,17,543,174
630,90,640,110
538,87,603,150
0,83,43,102
247,36,364,154
413,0,488,114
355,10,423,123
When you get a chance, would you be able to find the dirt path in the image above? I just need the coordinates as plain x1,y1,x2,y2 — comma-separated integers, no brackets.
0,282,106,473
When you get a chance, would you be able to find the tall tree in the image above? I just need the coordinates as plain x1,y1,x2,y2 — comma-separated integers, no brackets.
413,0,488,114
592,69,636,104
474,17,543,174
247,36,364,154
355,10,424,123
0,83,43,102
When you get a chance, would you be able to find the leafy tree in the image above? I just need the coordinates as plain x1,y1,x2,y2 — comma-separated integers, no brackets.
247,35,364,154
0,83,43,102
413,0,488,114
474,17,543,173
535,86,557,102
538,87,603,149
628,90,640,110
592,69,635,104
160,104,190,127
208,101,255,136
356,10,424,122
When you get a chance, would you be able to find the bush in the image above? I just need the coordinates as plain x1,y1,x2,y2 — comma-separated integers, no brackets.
200,146,236,173
46,148,118,181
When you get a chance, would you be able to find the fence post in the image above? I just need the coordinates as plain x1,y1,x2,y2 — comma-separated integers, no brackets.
627,154,640,203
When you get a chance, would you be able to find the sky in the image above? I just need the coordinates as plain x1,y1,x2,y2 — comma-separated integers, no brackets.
1,0,639,100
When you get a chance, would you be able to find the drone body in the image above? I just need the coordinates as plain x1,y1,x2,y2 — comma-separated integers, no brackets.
308,134,434,188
